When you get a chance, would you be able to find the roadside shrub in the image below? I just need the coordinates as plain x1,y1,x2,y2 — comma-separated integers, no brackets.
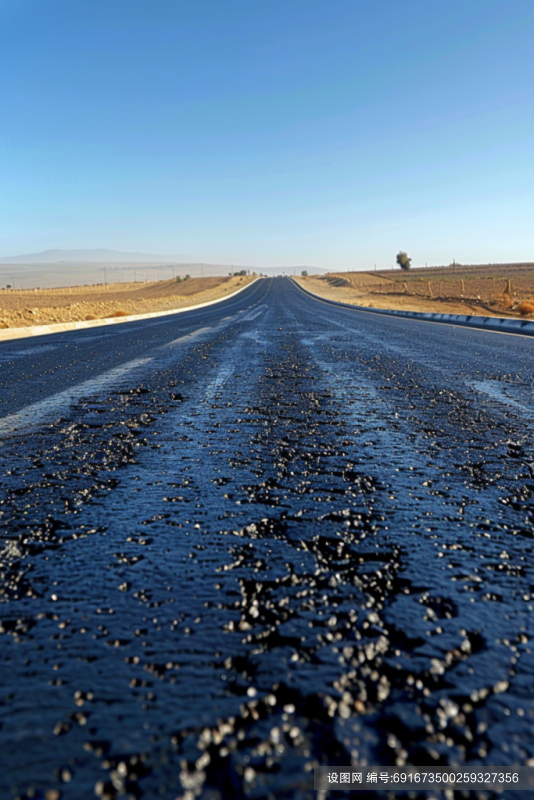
396,251,411,270
515,301,534,316
301,270,308,276
493,292,513,309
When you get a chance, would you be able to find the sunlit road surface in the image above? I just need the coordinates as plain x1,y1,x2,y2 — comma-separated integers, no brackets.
1,277,533,800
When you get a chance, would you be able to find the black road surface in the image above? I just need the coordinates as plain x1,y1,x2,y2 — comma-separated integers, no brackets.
1,277,533,800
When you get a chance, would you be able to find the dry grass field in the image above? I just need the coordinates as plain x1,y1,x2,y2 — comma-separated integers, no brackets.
0,274,254,329
298,263,534,318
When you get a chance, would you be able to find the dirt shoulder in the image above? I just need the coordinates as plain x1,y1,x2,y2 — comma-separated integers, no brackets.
0,275,255,329
296,269,534,319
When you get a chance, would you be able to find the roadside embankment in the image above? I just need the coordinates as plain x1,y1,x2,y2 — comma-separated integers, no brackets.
294,277,534,337
0,275,257,341
0,275,254,331
296,268,534,320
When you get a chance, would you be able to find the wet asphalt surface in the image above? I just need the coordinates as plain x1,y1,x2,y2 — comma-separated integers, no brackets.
0,277,533,800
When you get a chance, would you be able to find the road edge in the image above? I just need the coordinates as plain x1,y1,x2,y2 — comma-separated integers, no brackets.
0,278,261,342
291,278,534,338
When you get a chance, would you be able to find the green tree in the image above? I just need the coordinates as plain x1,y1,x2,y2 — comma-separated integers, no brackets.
396,251,411,270
301,270,308,277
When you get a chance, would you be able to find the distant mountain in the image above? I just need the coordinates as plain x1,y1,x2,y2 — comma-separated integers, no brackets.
0,248,187,264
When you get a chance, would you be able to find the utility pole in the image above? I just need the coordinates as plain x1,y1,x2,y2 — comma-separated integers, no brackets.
104,266,107,286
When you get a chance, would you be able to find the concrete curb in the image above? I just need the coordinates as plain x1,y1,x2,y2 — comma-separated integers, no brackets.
0,278,260,342
292,279,534,338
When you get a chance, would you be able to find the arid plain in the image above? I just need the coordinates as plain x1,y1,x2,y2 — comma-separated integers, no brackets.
297,262,534,319
0,274,255,330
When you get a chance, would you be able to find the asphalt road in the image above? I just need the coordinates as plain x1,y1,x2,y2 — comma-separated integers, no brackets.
1,277,533,800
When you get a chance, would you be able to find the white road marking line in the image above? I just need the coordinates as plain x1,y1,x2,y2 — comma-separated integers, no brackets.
163,327,212,348
0,356,153,436
239,304,268,322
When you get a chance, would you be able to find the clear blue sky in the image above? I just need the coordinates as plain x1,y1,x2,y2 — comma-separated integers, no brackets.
1,0,533,268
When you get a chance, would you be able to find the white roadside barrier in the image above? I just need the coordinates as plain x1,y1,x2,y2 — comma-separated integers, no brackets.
292,278,534,338
0,278,259,342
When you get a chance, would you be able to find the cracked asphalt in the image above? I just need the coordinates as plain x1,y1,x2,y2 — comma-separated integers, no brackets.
0,277,533,800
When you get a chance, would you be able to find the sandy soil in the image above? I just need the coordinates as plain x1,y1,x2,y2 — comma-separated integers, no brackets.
0,275,255,329
297,269,534,319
